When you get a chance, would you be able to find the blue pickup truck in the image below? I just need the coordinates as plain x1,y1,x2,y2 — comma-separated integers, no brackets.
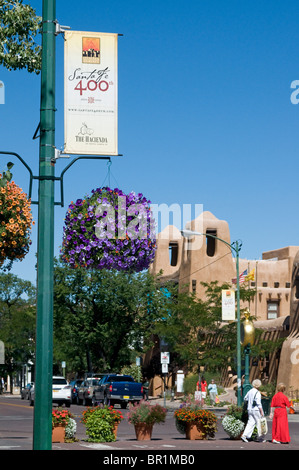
92,374,143,408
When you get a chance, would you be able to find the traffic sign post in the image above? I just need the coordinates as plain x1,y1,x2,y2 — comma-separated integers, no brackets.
161,352,170,407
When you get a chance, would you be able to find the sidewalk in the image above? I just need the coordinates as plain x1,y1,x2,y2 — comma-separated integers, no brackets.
150,387,237,410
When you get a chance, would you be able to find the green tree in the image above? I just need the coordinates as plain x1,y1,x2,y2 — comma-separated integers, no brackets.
53,260,169,375
153,281,260,373
0,272,36,383
0,0,41,73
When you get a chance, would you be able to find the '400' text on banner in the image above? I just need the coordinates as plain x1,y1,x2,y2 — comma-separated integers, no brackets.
64,31,118,155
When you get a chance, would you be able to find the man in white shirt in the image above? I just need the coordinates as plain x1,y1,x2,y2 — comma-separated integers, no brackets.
241,379,266,443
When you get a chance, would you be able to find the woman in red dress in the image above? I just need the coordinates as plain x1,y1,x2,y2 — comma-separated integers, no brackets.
269,383,292,444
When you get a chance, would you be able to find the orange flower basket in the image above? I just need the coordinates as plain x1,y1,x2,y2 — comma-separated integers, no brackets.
0,172,34,268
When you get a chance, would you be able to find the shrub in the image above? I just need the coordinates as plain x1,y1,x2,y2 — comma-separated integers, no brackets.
65,418,77,441
222,415,244,439
128,400,167,425
52,408,71,428
85,412,115,442
174,402,217,438
82,405,123,442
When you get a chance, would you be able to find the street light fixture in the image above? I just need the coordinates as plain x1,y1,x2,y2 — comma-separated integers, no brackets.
181,229,243,406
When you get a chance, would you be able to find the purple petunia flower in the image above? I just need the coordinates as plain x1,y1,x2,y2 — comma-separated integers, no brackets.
60,186,156,272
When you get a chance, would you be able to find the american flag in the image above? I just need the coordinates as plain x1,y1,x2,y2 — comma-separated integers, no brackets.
232,269,248,284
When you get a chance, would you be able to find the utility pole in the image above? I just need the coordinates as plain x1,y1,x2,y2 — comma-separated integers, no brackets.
33,0,56,450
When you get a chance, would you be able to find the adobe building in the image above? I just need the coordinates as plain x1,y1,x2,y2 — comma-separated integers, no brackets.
151,211,298,322
148,211,299,395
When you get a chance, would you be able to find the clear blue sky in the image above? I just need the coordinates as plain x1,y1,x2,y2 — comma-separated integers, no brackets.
1,0,299,285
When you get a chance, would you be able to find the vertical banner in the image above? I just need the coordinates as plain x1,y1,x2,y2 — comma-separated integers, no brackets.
221,289,235,321
64,31,118,155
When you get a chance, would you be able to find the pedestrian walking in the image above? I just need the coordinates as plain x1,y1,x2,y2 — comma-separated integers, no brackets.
241,379,266,443
142,378,149,401
208,379,218,405
197,376,207,406
269,383,292,444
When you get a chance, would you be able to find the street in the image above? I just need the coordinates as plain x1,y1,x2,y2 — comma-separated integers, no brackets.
1,394,299,454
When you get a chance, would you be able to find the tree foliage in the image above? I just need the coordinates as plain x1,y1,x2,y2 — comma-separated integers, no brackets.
0,272,36,376
0,0,41,73
152,280,273,373
53,260,169,375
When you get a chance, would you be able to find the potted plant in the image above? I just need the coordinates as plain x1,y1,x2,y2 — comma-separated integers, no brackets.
222,415,245,440
52,408,72,443
222,405,247,440
82,405,124,442
128,400,167,440
174,402,217,440
61,186,156,272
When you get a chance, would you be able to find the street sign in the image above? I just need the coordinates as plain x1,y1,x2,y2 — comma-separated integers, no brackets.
160,352,170,364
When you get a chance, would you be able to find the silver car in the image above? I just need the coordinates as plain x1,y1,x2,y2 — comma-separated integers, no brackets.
77,377,102,405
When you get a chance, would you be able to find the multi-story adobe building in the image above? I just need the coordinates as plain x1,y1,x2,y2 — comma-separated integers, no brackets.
151,211,298,321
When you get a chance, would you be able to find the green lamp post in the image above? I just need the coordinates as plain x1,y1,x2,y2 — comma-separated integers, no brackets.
181,229,243,406
33,0,56,450
241,310,255,398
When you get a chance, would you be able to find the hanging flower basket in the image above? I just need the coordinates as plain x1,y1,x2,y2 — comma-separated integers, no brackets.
0,164,34,269
60,187,156,272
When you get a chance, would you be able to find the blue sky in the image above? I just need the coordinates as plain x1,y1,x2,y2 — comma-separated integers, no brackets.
1,0,299,285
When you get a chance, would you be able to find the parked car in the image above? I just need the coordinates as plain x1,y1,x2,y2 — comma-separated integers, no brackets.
28,383,35,402
92,374,143,408
30,376,71,407
21,382,34,400
76,377,103,405
70,379,83,404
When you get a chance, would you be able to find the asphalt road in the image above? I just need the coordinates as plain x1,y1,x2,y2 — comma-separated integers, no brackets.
1,394,299,455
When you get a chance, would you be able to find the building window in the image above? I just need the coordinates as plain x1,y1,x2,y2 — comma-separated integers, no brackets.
267,301,279,319
206,229,217,257
192,279,196,293
169,242,178,267
262,282,268,287
274,282,279,288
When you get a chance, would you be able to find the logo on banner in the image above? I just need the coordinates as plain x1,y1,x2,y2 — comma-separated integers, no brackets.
82,37,100,64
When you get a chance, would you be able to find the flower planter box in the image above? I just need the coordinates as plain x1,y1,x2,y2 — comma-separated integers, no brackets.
134,423,153,440
52,425,65,443
185,422,206,440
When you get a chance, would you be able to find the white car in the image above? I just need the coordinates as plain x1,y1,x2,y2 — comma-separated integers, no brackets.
30,376,71,407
